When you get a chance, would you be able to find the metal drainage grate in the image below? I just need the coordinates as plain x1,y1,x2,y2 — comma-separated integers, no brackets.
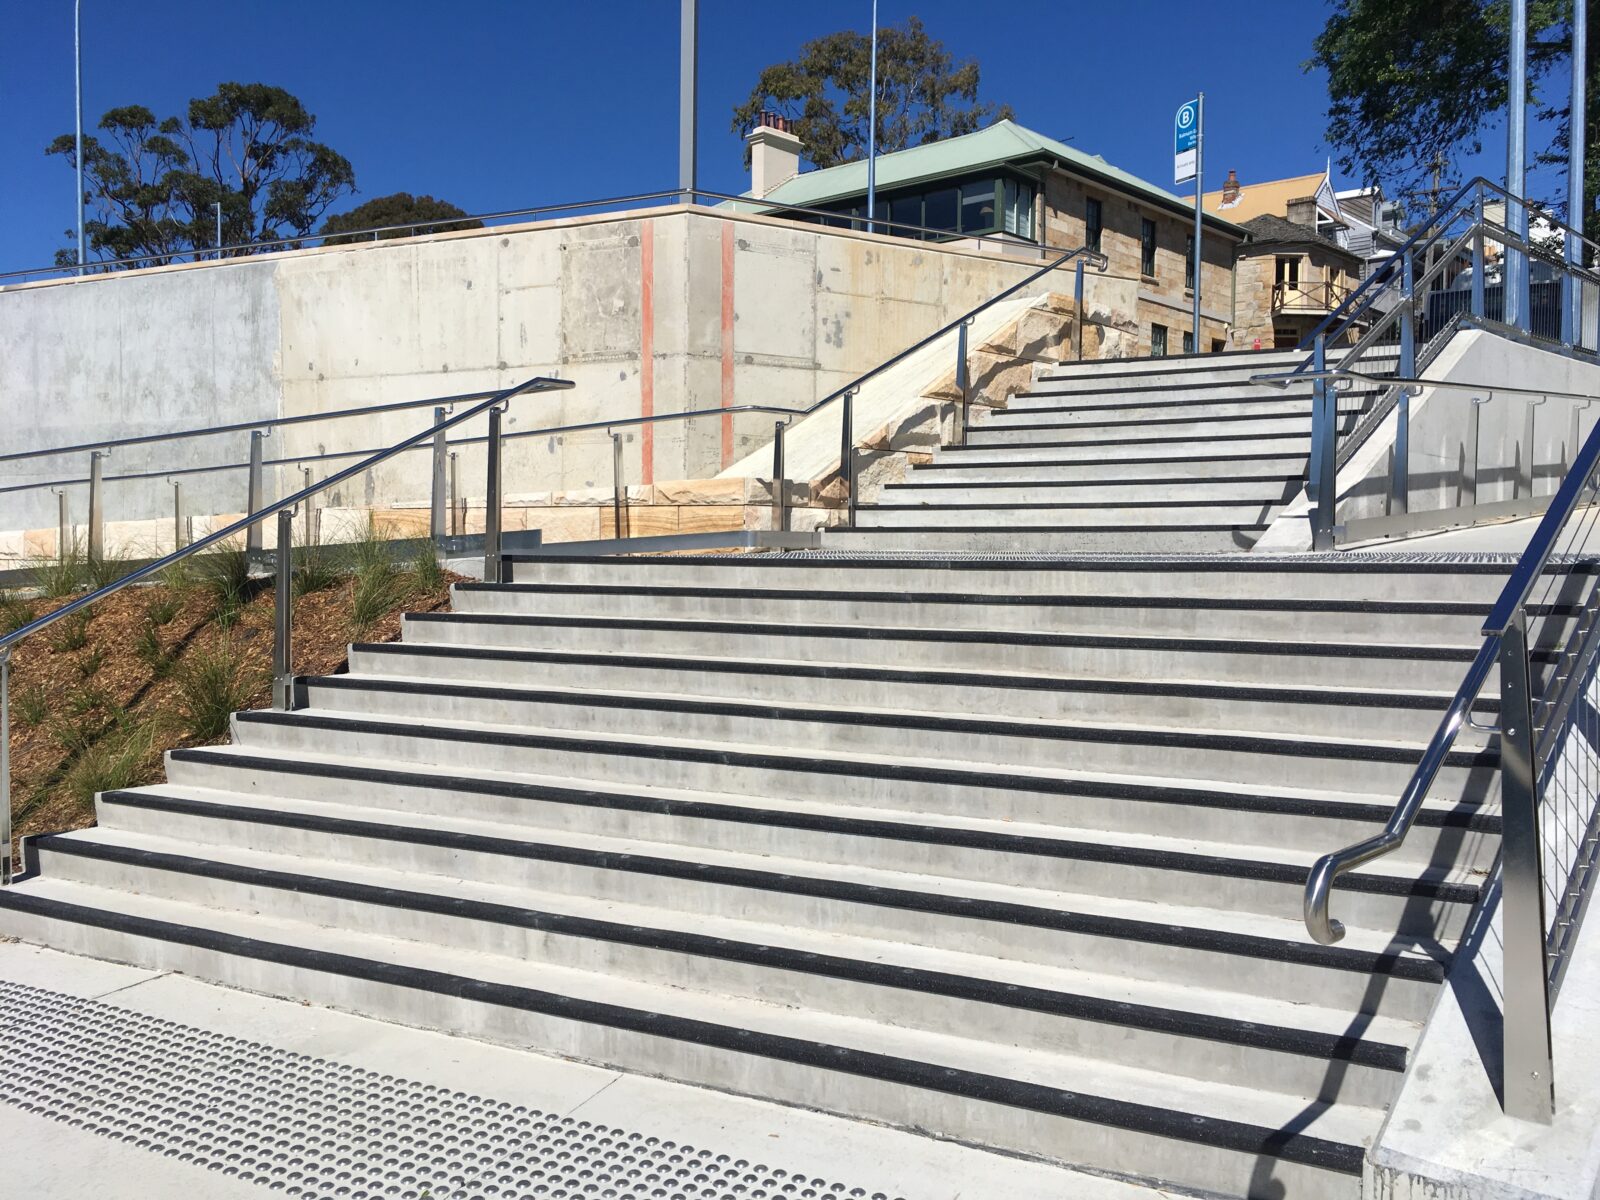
0,979,904,1200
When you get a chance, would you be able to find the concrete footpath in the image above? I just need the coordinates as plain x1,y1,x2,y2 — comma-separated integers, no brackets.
0,940,1174,1200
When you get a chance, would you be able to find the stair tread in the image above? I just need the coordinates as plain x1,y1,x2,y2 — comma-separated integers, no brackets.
50,816,1425,1056
0,874,1388,1166
237,702,1486,899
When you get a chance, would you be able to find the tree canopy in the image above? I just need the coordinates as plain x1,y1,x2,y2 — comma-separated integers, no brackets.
1309,0,1597,239
48,82,355,267
730,16,1013,170
319,193,483,244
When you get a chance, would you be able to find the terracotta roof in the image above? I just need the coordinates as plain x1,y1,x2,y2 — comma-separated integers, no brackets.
1202,171,1330,222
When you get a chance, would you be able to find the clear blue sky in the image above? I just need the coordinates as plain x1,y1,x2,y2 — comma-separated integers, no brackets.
1,0,1569,272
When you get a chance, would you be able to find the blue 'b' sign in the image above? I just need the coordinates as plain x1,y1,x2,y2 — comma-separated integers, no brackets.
1174,100,1199,153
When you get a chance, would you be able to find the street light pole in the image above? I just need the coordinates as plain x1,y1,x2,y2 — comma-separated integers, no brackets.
866,0,878,234
74,0,86,275
679,0,698,205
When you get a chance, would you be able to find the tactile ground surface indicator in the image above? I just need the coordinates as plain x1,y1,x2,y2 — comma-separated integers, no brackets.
0,979,905,1200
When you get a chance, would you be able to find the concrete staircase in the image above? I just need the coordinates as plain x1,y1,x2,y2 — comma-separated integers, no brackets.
0,349,1516,1199
837,348,1394,553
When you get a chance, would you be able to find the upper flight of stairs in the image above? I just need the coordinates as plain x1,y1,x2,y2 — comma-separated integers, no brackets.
0,544,1540,1200
835,347,1397,553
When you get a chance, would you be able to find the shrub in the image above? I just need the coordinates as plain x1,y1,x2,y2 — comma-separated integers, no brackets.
133,621,172,677
293,547,341,599
65,683,109,716
30,545,85,599
408,540,445,594
61,723,155,807
197,546,254,628
48,611,91,653
85,550,135,592
0,591,32,636
145,592,181,626
348,516,408,636
77,646,107,678
170,635,257,741
14,684,48,727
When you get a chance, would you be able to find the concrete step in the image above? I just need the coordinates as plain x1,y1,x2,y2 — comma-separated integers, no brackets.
68,777,1454,1016
0,876,1382,1199
446,578,1509,644
963,420,1328,447
1003,386,1375,414
880,479,1301,505
819,526,1270,552
467,559,1536,604
346,639,1498,744
408,608,1494,689
167,737,1493,879
854,503,1285,529
297,672,1498,809
928,437,1309,463
902,456,1309,483
39,819,1422,1105
1032,350,1393,392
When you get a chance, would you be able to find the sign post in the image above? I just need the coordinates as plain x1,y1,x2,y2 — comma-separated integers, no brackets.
1175,95,1204,352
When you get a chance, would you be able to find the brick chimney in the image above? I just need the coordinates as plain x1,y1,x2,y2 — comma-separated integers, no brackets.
746,112,803,198
1221,169,1241,206
1286,196,1318,227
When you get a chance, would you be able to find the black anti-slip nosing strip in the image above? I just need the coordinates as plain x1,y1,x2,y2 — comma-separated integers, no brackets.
775,524,1270,534
883,475,1303,490
409,610,1485,660
484,553,1595,578
358,640,1507,718
64,786,1451,982
908,452,1309,469
238,708,1482,905
956,434,1312,451
861,501,1281,511
1003,394,1356,413
41,826,1409,1074
984,410,1329,431
174,746,1494,844
453,582,1513,617
0,892,1365,1174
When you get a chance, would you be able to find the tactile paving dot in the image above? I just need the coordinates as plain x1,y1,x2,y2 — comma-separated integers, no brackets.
0,981,906,1200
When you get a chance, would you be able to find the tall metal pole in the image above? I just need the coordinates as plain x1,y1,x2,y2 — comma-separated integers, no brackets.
214,201,223,260
1566,0,1588,345
866,0,878,233
679,0,698,205
1192,92,1204,353
1507,0,1531,334
74,0,85,275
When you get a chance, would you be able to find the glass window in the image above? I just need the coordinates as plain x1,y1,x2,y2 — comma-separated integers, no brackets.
888,194,922,237
961,180,998,233
1001,179,1034,238
1085,197,1103,254
1182,330,1194,354
1185,234,1196,290
923,188,959,236
1275,255,1301,285
1141,218,1157,276
1151,323,1168,357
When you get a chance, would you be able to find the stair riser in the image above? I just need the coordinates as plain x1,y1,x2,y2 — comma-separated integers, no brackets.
881,482,1299,504
820,528,1265,552
444,591,1477,646
854,505,1282,529
407,617,1488,690
906,458,1309,482
348,647,1491,746
41,836,1403,1110
235,716,1480,938
1032,354,1391,392
0,903,1365,1200
474,566,1519,606
928,438,1309,463
300,680,1496,805
963,425,1319,448
1002,393,1368,417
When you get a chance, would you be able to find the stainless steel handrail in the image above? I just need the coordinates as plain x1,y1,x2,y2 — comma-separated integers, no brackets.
0,376,572,657
0,387,505,466
0,186,1088,284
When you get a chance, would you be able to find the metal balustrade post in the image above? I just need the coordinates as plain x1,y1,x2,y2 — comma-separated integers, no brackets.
170,480,184,550
840,388,857,527
430,406,448,546
300,467,314,550
610,431,627,540
1309,335,1336,550
1498,608,1556,1123
1569,403,1592,475
771,419,788,533
1473,187,1487,320
87,450,105,565
1,647,11,886
483,406,505,583
272,509,295,712
245,430,267,557
52,488,68,562
1399,251,1417,378
955,320,971,446
449,452,461,536
1463,398,1485,508
1517,400,1543,499
1074,259,1086,361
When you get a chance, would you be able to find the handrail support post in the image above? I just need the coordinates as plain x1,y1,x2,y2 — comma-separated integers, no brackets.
1,647,11,886
772,420,788,533
1472,187,1487,320
170,479,184,550
840,388,857,528
1499,608,1556,1124
610,430,627,540
245,430,267,558
272,509,295,712
1309,334,1336,549
956,320,971,446
300,466,314,550
1074,259,1086,361
87,450,106,565
448,452,461,537
483,405,505,583
52,488,68,563
429,405,448,550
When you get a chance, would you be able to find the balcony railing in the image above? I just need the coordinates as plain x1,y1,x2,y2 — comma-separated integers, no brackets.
1271,279,1352,313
